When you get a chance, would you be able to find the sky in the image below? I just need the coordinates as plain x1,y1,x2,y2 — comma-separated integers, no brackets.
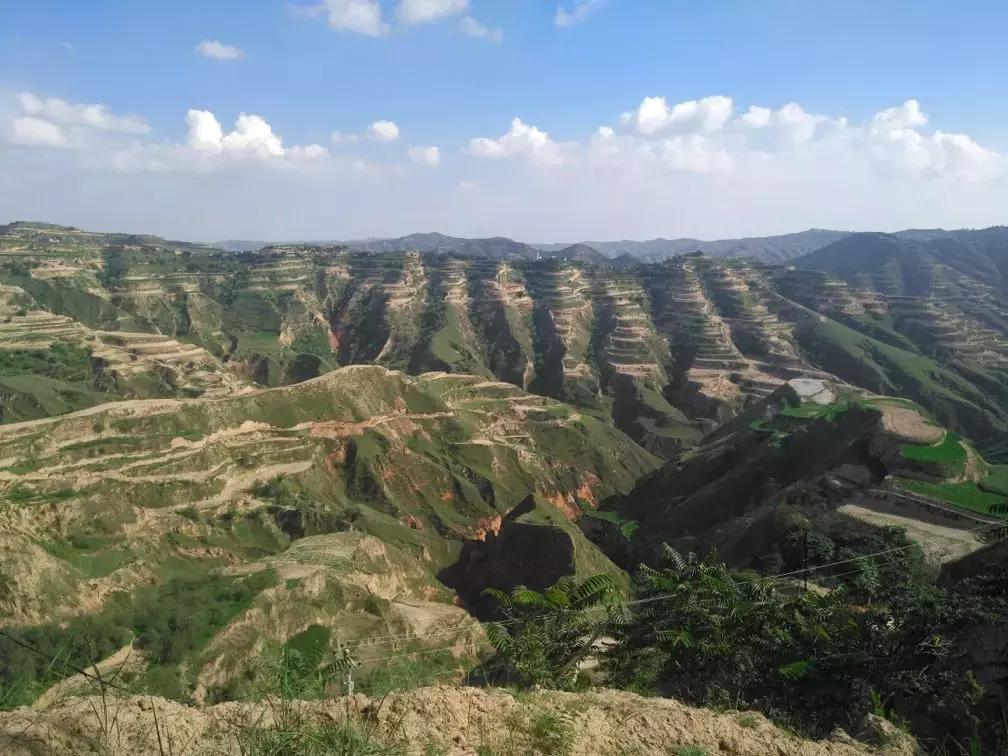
2,0,1008,243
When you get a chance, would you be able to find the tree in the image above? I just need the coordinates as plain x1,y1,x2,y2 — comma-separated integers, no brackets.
484,574,621,690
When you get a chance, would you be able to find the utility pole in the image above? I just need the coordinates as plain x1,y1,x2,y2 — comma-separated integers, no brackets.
802,530,809,592
334,642,358,696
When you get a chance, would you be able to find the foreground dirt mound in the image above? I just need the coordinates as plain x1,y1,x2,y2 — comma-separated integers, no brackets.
0,685,916,755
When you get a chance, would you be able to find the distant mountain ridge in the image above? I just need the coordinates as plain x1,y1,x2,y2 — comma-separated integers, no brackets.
794,227,1008,298
337,229,851,263
534,229,852,263
209,229,851,263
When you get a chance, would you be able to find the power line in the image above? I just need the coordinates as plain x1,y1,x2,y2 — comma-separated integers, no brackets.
347,539,987,671
3,518,999,685
343,517,1005,656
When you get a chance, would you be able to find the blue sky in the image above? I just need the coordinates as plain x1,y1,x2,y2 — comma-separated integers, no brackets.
2,1,1007,241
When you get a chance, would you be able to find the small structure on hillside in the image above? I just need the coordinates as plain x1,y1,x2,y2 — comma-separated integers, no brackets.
787,378,835,405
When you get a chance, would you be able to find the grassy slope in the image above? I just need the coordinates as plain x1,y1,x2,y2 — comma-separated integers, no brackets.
0,367,659,705
798,316,1008,443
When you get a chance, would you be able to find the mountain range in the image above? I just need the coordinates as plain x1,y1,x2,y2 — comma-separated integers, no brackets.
1,219,1006,750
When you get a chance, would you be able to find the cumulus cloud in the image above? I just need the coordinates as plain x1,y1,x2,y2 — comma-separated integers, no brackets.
10,116,68,148
397,0,468,24
182,109,331,161
736,102,845,149
368,120,400,141
459,16,503,43
7,89,1007,244
624,95,734,136
408,145,440,166
469,117,566,165
186,110,225,151
301,0,389,36
872,99,928,132
196,40,245,60
867,100,1004,181
555,0,605,27
461,95,1006,186
221,114,285,156
18,92,149,133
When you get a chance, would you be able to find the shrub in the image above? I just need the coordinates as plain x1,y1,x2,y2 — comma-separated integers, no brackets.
484,574,621,690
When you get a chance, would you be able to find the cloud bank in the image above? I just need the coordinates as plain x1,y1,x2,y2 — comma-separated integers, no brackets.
3,89,1007,240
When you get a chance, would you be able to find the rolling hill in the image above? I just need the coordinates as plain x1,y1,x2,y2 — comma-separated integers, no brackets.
1,221,1006,750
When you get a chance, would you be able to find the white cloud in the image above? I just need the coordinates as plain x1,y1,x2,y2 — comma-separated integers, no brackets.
463,95,1005,186
555,0,605,27
737,102,838,147
459,16,503,43
196,40,245,61
931,131,1005,181
469,117,566,165
18,92,149,133
866,100,1005,181
656,135,733,173
626,95,734,136
368,120,400,141
872,99,928,132
221,114,286,157
8,91,1007,244
409,145,441,166
186,110,225,151
397,0,468,24
10,117,68,148
184,110,330,161
331,130,360,143
305,0,389,36
289,143,331,159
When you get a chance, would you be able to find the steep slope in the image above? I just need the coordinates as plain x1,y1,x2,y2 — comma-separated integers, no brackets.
596,382,1006,573
4,222,1007,462
0,285,248,422
0,366,659,703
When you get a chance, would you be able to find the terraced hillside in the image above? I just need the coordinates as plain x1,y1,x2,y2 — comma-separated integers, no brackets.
790,230,1008,457
599,380,1008,577
0,365,658,704
4,223,1008,752
3,222,1007,462
0,283,248,422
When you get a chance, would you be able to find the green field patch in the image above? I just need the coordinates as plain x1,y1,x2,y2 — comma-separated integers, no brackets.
901,431,966,475
859,396,919,410
781,401,850,421
894,477,1007,516
981,465,1008,497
